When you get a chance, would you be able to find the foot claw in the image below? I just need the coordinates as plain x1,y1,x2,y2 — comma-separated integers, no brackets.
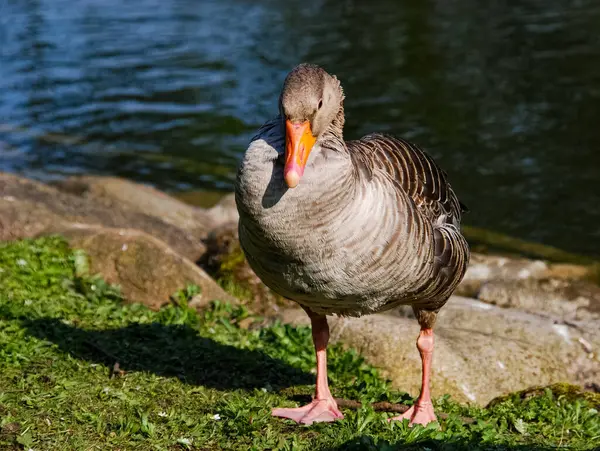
388,401,437,427
272,398,344,425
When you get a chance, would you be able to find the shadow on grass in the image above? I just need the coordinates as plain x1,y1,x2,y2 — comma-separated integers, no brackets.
332,436,563,451
19,317,312,390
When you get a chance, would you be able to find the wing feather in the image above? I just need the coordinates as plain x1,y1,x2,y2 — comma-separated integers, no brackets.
349,133,465,227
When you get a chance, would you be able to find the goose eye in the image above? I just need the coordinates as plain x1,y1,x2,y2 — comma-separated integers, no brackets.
317,99,323,110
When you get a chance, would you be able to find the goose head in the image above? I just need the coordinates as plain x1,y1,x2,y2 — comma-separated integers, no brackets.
279,64,344,188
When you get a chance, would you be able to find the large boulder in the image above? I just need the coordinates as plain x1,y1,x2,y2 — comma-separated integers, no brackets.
0,173,205,261
62,224,236,310
53,175,216,240
279,296,599,405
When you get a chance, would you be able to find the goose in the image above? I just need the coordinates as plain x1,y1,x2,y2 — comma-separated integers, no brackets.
234,63,470,426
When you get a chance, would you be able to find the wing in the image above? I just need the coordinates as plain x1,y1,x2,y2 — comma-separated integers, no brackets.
349,133,470,313
348,133,466,227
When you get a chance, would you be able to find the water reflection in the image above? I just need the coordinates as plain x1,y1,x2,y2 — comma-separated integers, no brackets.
0,0,599,254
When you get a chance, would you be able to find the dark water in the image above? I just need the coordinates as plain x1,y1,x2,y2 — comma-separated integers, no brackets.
1,0,600,257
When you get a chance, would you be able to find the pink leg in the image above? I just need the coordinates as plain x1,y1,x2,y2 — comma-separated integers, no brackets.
389,328,437,426
272,310,344,425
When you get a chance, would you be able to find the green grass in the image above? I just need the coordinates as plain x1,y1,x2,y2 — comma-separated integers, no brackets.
0,237,598,450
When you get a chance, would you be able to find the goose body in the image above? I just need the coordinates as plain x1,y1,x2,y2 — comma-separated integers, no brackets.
235,64,470,426
236,122,468,319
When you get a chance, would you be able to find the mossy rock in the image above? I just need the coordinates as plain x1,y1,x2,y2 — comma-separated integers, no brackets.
486,383,600,409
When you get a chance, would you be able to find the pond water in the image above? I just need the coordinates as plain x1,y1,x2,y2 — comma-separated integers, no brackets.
1,0,600,256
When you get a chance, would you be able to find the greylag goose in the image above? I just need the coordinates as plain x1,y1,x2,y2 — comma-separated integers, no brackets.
235,63,470,426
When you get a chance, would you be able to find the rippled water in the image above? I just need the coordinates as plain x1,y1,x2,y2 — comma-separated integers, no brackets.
1,0,600,256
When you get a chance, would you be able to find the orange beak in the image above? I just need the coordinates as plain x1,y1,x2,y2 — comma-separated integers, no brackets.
284,120,316,188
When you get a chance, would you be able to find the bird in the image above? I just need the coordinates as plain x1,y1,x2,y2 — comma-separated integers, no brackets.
234,63,470,426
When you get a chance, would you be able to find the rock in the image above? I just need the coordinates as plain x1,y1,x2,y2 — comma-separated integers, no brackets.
61,224,236,310
543,263,594,280
206,193,239,228
478,278,600,321
278,296,600,405
53,175,216,240
0,196,68,241
0,173,205,261
174,190,239,228
457,252,600,322
457,253,597,298
0,173,238,310
456,253,549,297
